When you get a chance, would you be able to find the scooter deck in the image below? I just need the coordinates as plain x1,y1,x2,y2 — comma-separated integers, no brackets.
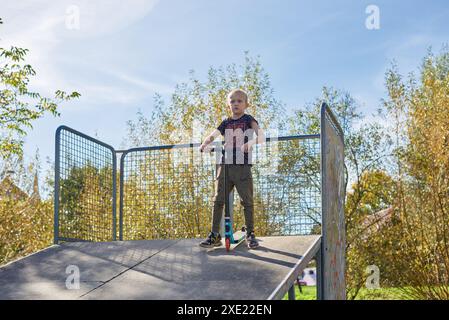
228,230,247,250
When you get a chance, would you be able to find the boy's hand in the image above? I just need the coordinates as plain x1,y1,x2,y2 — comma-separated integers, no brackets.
240,142,253,153
200,143,212,153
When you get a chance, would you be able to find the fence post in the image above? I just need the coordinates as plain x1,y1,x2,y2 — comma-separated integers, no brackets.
119,151,126,241
316,244,323,300
112,152,117,241
54,127,62,244
288,285,296,300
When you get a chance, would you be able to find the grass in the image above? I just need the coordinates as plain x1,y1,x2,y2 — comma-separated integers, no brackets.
282,285,317,300
352,287,406,300
282,285,409,300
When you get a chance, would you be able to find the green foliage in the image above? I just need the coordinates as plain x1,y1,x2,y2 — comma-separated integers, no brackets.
345,170,401,299
382,46,449,300
58,162,115,241
281,285,417,300
0,145,53,265
0,17,80,263
0,197,53,265
282,285,317,300
0,19,80,160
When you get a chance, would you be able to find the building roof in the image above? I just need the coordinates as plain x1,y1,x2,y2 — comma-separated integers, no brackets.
361,206,394,233
0,173,40,202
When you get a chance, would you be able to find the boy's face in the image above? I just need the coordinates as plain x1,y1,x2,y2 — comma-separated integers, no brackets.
228,93,247,115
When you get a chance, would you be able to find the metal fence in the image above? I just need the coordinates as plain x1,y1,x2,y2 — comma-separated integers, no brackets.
54,103,342,246
54,126,117,243
118,135,320,241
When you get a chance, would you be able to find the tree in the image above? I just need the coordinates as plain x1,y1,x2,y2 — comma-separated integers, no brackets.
0,17,80,264
285,87,395,298
0,17,80,160
345,170,399,299
383,45,449,299
0,149,53,265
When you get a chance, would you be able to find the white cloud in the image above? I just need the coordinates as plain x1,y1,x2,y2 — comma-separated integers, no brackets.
0,0,166,105
100,68,174,95
1,0,160,41
73,84,145,107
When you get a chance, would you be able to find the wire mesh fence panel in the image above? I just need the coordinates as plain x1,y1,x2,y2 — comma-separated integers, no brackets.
234,136,321,236
119,136,321,241
54,126,116,243
119,144,216,240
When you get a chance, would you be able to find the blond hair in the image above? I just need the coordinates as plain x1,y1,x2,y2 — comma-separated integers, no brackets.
227,89,249,107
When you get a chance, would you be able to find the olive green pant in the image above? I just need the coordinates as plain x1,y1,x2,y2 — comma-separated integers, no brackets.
211,164,254,234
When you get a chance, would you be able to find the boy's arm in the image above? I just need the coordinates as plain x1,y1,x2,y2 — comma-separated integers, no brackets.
247,121,265,147
200,129,221,152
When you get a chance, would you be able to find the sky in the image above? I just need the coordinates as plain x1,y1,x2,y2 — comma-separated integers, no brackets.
0,0,448,197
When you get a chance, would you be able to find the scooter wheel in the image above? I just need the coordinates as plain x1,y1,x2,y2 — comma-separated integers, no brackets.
225,238,230,252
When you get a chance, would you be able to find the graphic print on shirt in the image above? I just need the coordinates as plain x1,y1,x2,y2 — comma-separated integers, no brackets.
217,114,259,165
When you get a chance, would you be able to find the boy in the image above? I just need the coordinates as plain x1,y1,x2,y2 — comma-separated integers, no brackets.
199,89,265,249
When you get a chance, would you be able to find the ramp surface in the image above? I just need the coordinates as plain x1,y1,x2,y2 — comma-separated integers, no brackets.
0,235,320,300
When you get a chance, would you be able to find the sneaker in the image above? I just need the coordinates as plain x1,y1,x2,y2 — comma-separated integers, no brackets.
246,231,259,249
199,232,222,248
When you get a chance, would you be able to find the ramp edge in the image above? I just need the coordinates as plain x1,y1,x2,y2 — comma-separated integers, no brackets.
267,236,321,300
0,245,60,269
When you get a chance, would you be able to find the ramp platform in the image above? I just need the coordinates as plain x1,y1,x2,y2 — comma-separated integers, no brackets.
0,235,320,300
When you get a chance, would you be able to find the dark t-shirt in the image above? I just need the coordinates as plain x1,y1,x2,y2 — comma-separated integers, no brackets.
217,113,259,165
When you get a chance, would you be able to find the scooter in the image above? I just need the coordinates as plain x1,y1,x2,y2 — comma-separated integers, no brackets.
203,143,246,251
220,146,246,252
